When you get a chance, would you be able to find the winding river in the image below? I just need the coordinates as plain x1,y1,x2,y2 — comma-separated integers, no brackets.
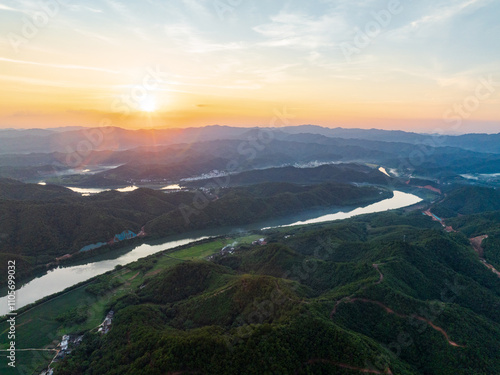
0,190,421,315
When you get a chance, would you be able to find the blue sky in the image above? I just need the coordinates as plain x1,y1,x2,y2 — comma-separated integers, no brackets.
0,0,499,133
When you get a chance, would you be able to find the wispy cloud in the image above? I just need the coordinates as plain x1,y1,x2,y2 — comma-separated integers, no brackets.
164,23,246,53
390,63,500,90
66,4,103,13
180,0,213,18
0,0,70,15
0,4,20,12
242,64,302,84
82,6,102,13
72,28,116,44
253,11,349,49
0,0,498,130
117,80,261,91
102,0,154,41
389,0,491,39
0,74,113,90
104,0,131,19
0,57,120,74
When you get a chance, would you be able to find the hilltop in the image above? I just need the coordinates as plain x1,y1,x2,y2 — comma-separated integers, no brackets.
49,205,500,375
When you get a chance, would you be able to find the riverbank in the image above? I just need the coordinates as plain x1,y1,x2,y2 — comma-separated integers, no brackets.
0,190,422,314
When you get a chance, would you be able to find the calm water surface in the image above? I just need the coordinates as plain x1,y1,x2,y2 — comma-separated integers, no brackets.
0,190,421,314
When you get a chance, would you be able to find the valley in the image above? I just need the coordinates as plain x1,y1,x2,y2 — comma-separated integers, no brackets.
1,125,500,375
2,1,499,373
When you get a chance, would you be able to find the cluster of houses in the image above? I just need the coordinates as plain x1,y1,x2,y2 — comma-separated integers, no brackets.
98,310,114,334
181,169,229,182
220,238,267,255
49,334,84,365
207,238,268,262
220,244,235,255
61,334,83,353
252,238,267,246
39,311,113,375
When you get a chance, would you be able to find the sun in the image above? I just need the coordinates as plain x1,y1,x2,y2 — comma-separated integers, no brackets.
138,97,157,112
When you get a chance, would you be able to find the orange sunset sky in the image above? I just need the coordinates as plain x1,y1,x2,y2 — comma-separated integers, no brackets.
0,0,499,133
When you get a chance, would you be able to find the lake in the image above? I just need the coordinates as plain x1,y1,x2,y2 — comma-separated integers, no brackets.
0,190,421,315
263,191,422,228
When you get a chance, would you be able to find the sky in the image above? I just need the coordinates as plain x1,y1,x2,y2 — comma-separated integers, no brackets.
0,0,499,133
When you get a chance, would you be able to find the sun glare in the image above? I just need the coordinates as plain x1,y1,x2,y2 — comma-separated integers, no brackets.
139,97,157,112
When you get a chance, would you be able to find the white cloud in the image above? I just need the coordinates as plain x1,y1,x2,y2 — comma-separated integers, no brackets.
0,4,19,11
82,6,102,13
388,0,492,39
72,28,116,44
104,0,141,25
66,5,103,13
0,74,114,89
104,0,129,17
181,0,212,18
0,57,120,74
253,11,349,49
243,64,302,84
164,23,246,53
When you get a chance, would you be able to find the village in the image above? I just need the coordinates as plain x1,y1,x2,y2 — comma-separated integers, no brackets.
38,310,114,375
208,237,268,260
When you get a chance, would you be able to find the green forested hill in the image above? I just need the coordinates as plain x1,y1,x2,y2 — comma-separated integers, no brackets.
0,180,390,283
432,186,500,217
0,178,76,201
144,182,391,235
52,209,500,375
184,163,392,188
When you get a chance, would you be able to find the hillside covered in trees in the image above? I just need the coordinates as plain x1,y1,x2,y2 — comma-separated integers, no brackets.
52,205,500,375
0,179,391,284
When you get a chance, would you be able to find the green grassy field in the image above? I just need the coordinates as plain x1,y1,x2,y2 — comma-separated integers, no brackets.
171,235,260,260
0,234,260,375
169,238,227,260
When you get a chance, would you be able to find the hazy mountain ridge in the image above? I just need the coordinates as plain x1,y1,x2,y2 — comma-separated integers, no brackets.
2,125,500,156
3,127,500,187
183,163,392,188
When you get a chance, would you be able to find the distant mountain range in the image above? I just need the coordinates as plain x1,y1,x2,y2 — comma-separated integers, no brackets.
1,125,500,155
1,125,500,186
1,125,500,375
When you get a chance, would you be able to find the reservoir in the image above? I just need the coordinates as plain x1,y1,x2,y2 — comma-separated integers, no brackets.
0,190,421,315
